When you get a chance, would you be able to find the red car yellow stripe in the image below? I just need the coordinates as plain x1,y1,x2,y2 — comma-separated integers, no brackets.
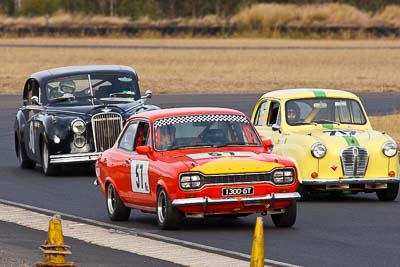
190,157,284,175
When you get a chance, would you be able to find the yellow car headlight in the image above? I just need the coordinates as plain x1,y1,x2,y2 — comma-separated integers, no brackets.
382,141,398,157
311,142,327,158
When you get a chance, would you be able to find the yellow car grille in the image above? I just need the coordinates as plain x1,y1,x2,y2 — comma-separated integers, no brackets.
340,146,369,177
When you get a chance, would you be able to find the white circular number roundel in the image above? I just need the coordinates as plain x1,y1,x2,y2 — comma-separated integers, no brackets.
130,160,150,194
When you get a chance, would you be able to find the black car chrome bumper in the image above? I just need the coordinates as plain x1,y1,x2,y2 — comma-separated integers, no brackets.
50,152,101,164
172,192,301,207
301,177,400,186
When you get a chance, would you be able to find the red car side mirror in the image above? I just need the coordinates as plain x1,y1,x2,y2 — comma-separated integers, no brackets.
136,146,151,155
262,139,273,153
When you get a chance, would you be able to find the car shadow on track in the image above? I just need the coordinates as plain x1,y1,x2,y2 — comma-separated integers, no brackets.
12,164,95,178
301,192,399,203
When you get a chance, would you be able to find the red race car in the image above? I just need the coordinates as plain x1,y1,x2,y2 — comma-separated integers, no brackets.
96,107,300,229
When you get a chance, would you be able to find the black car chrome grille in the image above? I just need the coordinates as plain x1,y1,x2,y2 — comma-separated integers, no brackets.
340,146,369,177
202,172,272,185
91,112,123,151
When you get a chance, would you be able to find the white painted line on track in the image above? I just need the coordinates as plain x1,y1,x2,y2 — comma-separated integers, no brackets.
0,199,301,267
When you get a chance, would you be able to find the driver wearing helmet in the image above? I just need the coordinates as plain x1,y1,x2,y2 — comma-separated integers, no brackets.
286,102,300,124
157,125,176,150
59,80,76,96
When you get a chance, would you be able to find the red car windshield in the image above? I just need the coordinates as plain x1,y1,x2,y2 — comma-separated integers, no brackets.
153,114,261,151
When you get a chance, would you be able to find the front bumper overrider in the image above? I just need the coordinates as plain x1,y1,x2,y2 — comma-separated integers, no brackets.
50,152,101,164
171,192,300,207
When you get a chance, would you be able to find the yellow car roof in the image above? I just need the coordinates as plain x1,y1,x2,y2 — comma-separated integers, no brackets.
260,88,360,101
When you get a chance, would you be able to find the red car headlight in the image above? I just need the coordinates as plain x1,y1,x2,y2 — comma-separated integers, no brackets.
180,174,202,190
272,168,295,184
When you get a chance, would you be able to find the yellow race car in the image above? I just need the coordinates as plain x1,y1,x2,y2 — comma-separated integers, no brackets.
251,88,399,201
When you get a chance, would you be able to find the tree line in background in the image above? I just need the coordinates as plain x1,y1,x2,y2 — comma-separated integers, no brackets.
0,0,399,18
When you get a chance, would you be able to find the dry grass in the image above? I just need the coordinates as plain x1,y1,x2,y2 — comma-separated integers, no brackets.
232,3,372,27
1,38,400,95
369,114,400,145
0,12,227,27
373,5,400,26
0,4,399,28
0,37,398,143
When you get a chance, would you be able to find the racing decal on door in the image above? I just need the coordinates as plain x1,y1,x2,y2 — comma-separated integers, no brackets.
130,160,150,194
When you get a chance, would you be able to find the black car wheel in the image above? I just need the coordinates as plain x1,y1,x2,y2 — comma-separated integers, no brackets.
376,183,399,201
271,201,297,228
106,183,130,221
15,132,35,169
157,187,182,230
41,141,60,176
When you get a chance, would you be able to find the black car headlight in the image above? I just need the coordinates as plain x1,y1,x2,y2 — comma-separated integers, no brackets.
180,174,203,190
74,135,86,148
382,141,398,157
272,168,295,184
71,119,86,135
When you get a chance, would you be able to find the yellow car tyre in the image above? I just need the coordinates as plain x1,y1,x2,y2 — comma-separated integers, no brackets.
376,184,399,201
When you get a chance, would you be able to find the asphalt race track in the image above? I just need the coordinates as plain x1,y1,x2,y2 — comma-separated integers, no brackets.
1,94,400,267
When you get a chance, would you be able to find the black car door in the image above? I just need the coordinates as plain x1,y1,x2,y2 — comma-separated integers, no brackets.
22,79,43,162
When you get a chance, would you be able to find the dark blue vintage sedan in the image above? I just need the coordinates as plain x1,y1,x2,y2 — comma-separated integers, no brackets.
15,65,159,175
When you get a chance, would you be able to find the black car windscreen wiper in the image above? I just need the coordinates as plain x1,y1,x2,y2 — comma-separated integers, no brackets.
109,92,136,98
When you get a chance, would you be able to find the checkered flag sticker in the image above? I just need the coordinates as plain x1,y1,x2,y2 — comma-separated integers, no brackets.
154,114,249,128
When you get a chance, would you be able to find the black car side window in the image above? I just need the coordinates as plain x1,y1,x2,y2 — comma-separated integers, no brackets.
118,122,139,152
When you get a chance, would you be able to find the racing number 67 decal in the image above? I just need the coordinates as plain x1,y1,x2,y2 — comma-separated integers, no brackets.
130,160,150,193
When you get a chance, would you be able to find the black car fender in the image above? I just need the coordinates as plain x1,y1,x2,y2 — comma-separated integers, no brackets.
39,113,81,156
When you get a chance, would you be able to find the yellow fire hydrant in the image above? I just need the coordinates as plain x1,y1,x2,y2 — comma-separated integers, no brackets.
250,217,264,267
36,214,74,267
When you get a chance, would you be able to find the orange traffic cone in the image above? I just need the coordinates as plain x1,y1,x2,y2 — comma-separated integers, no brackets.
250,217,264,267
36,214,74,267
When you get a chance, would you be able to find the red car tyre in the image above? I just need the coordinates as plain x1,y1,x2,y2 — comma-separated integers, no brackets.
107,183,131,221
271,201,297,228
157,187,182,230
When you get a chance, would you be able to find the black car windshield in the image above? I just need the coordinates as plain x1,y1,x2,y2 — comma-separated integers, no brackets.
153,114,262,151
46,74,139,102
285,98,367,126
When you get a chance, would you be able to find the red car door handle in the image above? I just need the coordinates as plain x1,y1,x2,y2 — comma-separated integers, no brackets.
125,159,131,164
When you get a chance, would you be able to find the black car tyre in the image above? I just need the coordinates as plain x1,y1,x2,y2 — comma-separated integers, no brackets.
41,141,60,176
376,183,399,201
157,187,182,230
15,132,36,169
271,201,297,228
106,183,131,221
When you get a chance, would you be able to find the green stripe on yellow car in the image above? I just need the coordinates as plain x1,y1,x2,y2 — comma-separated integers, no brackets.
312,90,327,98
322,124,334,129
343,136,360,146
